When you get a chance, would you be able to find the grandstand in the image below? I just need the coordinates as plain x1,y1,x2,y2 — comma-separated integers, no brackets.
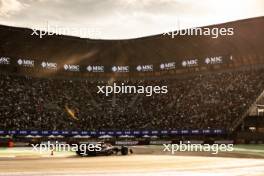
0,17,264,143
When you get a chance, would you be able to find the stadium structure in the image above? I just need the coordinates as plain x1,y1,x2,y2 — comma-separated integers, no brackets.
0,16,264,146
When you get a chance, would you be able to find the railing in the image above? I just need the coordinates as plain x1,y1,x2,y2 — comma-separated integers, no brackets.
230,88,264,132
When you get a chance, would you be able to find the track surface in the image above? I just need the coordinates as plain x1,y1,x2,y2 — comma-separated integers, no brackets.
0,146,264,176
0,155,264,176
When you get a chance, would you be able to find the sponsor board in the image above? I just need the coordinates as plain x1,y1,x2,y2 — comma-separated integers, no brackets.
17,59,34,67
115,141,139,145
181,59,198,67
136,64,153,72
64,64,80,72
41,61,57,70
112,66,129,72
205,56,223,65
0,57,10,65
87,65,104,72
160,62,176,70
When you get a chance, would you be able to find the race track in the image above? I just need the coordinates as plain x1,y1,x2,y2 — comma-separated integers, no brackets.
0,155,264,176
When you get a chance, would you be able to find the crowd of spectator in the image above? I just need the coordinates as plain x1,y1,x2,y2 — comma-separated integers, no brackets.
1,68,264,131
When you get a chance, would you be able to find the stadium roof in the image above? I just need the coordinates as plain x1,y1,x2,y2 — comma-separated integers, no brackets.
0,16,263,66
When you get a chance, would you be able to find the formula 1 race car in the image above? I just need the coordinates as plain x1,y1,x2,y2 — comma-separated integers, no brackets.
75,142,133,156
